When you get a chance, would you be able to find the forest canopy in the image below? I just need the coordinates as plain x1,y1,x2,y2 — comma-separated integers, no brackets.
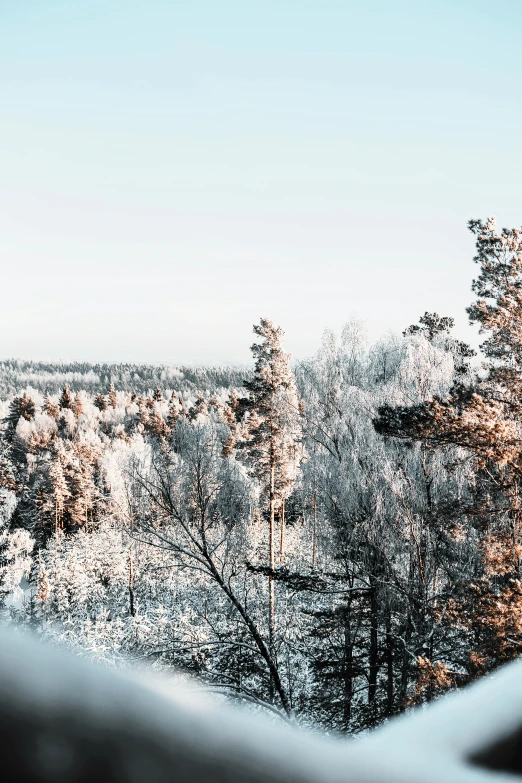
1,218,521,734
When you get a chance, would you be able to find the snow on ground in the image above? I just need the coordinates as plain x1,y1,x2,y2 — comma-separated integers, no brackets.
1,625,522,782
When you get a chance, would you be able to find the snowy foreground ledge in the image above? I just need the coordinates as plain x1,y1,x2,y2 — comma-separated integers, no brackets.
1,627,522,782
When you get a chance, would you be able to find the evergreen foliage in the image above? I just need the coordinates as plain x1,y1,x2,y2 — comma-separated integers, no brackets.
2,220,522,732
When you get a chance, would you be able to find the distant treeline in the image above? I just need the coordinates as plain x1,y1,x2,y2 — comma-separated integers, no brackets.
0,359,249,398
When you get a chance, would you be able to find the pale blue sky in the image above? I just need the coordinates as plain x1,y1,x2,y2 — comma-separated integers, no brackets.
2,0,522,363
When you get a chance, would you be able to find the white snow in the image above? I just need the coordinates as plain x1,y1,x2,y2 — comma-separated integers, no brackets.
0,624,521,782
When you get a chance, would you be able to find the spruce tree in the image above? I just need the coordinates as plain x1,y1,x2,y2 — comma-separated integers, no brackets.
59,385,73,410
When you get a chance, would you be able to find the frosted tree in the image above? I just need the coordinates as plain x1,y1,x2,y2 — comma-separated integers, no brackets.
0,521,33,609
3,293,517,733
0,458,33,609
59,385,73,410
4,394,36,446
237,319,303,693
374,218,522,691
295,318,475,727
188,393,209,422
166,392,180,430
44,395,59,419
108,383,118,409
41,445,71,534
72,394,84,418
145,407,168,439
94,393,108,412
127,416,294,716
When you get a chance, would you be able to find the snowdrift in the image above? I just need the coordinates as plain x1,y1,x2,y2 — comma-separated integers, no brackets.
0,625,521,782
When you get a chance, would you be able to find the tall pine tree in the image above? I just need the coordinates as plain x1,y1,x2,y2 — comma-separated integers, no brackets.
238,319,303,691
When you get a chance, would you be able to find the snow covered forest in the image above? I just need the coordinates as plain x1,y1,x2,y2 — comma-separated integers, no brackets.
2,217,522,735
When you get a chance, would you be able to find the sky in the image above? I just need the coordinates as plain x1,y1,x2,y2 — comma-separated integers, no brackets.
2,0,522,365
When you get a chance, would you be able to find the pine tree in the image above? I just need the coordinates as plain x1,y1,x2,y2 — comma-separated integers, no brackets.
238,319,303,690
32,444,71,537
59,385,73,410
136,397,149,430
48,447,71,533
166,392,179,430
108,383,118,409
221,432,235,457
72,394,84,418
44,395,59,419
178,395,189,417
35,564,49,604
208,394,222,412
403,312,475,376
3,394,36,445
5,393,36,427
223,391,239,427
188,393,208,421
0,442,16,496
403,312,454,340
94,394,108,412
374,217,522,688
146,408,168,439
221,392,240,456
66,444,97,529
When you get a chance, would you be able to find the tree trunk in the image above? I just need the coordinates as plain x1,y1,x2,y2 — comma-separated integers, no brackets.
385,617,394,716
368,578,379,710
269,459,276,700
128,550,136,617
399,617,412,711
312,494,317,569
279,499,285,563
342,604,353,732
